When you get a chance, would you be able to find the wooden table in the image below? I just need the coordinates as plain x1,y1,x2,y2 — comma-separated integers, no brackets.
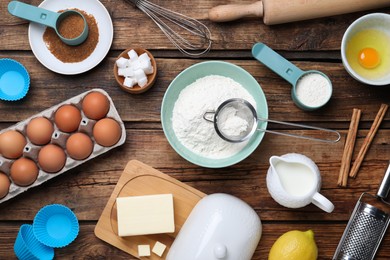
1,0,389,259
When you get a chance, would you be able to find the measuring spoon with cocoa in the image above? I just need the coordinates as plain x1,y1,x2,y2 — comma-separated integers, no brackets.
8,1,88,46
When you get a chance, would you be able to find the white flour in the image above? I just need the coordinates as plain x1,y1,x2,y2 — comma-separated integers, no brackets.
219,106,249,137
295,73,331,107
172,75,256,159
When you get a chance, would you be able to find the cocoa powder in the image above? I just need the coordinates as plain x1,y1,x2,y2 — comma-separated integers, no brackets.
43,9,99,63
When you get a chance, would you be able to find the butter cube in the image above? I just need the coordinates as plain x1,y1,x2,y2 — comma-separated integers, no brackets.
116,194,175,236
152,241,167,257
138,245,151,257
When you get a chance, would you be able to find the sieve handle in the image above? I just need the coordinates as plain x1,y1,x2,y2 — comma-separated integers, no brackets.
257,117,341,143
377,163,390,199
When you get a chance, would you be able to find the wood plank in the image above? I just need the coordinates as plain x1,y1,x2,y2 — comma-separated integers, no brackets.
0,55,388,124
1,0,389,51
94,160,206,259
0,129,388,221
1,222,390,259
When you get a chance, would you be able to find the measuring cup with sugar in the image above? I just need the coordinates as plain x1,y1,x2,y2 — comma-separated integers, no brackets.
203,98,340,143
252,42,332,111
8,1,88,46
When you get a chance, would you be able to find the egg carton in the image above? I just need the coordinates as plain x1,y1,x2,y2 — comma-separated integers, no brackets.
0,88,126,204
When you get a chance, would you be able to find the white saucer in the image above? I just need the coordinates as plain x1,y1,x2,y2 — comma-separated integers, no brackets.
28,0,113,75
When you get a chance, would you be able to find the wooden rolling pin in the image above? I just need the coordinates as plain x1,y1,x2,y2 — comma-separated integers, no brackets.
208,0,390,25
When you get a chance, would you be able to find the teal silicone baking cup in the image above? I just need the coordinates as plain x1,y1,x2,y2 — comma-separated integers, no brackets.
14,224,54,260
0,58,30,101
33,204,79,248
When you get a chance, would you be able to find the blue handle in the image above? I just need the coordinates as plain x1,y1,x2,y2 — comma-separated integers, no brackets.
252,42,304,86
8,1,59,29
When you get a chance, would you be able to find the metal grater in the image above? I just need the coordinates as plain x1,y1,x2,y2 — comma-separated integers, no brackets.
334,163,390,260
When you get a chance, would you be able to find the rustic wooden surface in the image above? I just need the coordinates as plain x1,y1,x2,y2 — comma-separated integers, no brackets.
0,0,389,259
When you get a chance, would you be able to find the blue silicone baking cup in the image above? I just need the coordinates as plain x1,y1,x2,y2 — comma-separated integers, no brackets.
33,204,79,248
0,58,30,101
14,224,54,260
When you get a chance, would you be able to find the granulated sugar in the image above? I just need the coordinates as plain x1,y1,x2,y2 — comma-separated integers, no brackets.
295,73,331,107
172,75,256,159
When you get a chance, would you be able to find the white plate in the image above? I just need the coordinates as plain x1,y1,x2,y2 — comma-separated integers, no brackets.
28,0,113,75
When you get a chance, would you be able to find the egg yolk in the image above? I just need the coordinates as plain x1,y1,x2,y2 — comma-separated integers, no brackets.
358,47,381,69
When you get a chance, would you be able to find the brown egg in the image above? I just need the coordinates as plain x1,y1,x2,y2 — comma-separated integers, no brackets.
93,118,122,147
26,117,54,145
10,158,39,187
0,130,26,159
54,105,82,133
82,92,110,120
66,132,94,160
38,144,66,173
0,172,11,199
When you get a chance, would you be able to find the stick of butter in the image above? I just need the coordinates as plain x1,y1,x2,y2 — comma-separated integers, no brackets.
116,194,175,236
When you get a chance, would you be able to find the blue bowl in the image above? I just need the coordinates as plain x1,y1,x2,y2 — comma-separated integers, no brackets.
0,58,30,101
14,224,54,260
33,204,79,248
161,61,268,168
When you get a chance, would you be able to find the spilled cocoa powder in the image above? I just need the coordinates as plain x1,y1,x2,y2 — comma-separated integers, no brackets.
43,8,99,63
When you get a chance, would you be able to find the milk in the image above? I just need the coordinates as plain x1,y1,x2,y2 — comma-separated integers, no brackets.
274,161,315,197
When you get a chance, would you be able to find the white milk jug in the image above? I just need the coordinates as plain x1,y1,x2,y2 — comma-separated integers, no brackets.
266,153,334,213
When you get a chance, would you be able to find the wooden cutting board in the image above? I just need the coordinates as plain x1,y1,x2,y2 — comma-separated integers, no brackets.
94,160,206,259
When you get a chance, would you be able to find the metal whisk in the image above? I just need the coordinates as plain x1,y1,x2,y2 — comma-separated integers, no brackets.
124,0,212,57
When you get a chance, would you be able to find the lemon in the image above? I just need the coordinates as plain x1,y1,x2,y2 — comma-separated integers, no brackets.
268,230,318,260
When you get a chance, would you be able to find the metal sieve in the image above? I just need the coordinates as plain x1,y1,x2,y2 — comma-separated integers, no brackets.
203,98,341,143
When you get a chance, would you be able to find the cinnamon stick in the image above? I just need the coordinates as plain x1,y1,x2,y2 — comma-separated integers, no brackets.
349,104,388,178
338,108,361,187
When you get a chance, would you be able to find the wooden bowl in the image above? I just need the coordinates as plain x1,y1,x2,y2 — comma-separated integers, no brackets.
113,48,157,94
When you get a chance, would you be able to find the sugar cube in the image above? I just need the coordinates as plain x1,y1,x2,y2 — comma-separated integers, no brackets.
138,245,151,257
117,68,126,76
138,77,148,87
140,60,153,75
130,60,141,71
122,67,134,77
128,49,138,61
152,241,166,257
123,77,136,88
138,52,150,62
116,57,128,68
134,69,146,82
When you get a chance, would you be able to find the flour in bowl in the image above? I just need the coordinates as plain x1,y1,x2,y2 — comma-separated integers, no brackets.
172,75,256,159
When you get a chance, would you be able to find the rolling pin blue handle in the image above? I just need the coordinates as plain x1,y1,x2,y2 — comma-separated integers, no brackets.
252,42,304,86
8,1,59,29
